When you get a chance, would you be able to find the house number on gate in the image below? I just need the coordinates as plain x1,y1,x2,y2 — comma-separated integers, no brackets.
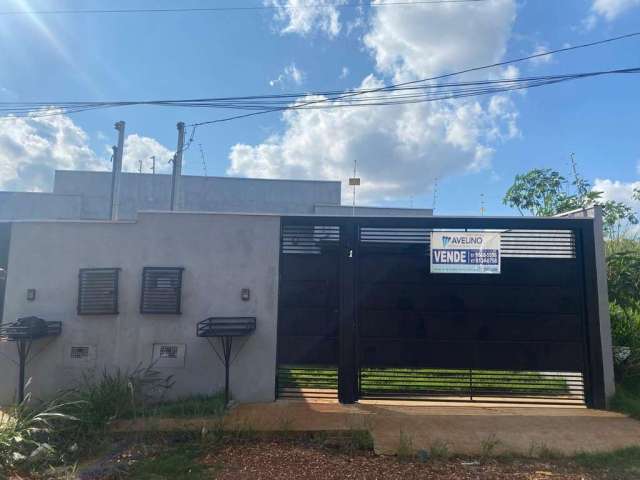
430,231,501,274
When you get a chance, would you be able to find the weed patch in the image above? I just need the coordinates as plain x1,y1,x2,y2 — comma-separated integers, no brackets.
573,446,640,471
429,439,451,460
128,444,208,480
396,430,414,461
611,378,640,420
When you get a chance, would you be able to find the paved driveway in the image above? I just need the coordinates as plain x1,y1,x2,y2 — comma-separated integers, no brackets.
223,401,640,455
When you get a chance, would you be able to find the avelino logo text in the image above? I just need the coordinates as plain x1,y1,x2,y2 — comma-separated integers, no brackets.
441,235,483,247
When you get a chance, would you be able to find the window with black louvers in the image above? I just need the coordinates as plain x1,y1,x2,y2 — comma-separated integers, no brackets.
140,267,184,314
77,268,119,315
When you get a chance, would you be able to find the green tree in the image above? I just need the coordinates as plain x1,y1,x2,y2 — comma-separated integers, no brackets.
502,166,637,238
504,164,640,381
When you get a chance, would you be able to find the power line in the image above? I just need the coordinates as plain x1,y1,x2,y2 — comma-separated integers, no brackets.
0,32,638,130
1,67,638,121
186,30,640,127
0,1,489,16
0,67,635,114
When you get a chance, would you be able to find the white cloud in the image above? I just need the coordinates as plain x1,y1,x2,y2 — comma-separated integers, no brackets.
0,112,108,191
529,44,553,66
0,112,174,191
228,77,519,202
229,0,519,203
339,66,350,79
592,0,640,20
363,0,516,82
121,134,174,174
265,0,347,38
270,63,305,88
502,65,520,80
584,0,640,28
594,178,640,207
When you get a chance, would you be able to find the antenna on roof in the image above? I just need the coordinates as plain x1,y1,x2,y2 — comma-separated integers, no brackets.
432,177,439,212
198,143,208,177
480,193,486,216
150,156,156,174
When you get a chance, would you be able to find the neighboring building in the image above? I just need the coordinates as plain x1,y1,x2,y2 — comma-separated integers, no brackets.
0,192,83,221
0,170,433,221
314,204,434,217
53,170,343,219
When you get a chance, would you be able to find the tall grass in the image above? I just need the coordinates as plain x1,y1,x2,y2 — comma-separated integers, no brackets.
64,364,174,428
1,363,175,474
0,393,78,471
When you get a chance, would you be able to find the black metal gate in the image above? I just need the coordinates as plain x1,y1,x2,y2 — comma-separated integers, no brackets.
276,216,606,408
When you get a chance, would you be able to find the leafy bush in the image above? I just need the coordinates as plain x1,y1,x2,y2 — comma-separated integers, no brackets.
0,393,78,472
607,244,640,381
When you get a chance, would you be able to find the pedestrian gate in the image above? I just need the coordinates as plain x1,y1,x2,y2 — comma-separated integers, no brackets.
277,216,606,408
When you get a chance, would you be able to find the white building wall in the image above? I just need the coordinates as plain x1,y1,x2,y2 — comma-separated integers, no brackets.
0,192,82,220
54,170,342,219
0,212,280,404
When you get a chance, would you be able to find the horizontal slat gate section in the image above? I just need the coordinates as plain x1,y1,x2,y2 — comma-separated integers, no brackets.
78,268,119,315
500,230,576,258
141,267,183,314
357,226,585,406
277,224,340,401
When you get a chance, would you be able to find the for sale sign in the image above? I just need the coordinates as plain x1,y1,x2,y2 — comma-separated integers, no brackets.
430,231,501,274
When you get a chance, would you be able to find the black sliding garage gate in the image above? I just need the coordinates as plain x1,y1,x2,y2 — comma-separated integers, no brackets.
277,216,606,408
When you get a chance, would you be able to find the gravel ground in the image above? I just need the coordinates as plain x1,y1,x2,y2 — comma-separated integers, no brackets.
201,439,596,480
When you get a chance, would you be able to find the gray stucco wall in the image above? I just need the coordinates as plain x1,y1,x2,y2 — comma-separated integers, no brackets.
54,170,341,219
0,212,280,404
0,192,82,220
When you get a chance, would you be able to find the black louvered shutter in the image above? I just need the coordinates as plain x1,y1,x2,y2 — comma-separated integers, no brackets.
140,267,183,314
78,268,119,315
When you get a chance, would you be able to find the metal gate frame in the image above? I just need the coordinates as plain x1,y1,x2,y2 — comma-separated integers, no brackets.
276,215,606,409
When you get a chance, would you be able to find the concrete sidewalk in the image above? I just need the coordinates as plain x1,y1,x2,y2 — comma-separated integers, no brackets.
224,401,640,455
113,400,640,456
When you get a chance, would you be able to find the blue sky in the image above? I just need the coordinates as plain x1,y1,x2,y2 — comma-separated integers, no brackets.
0,0,639,215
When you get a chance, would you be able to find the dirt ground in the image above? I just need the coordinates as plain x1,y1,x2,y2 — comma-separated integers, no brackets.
7,435,639,480
200,439,602,480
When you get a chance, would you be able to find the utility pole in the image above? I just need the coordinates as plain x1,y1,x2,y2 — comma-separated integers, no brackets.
109,121,125,221
348,159,360,216
480,193,486,216
170,122,185,211
150,156,156,174
138,159,143,174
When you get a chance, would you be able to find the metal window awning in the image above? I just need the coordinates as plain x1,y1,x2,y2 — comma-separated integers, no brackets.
197,317,256,337
196,317,256,406
0,316,62,403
